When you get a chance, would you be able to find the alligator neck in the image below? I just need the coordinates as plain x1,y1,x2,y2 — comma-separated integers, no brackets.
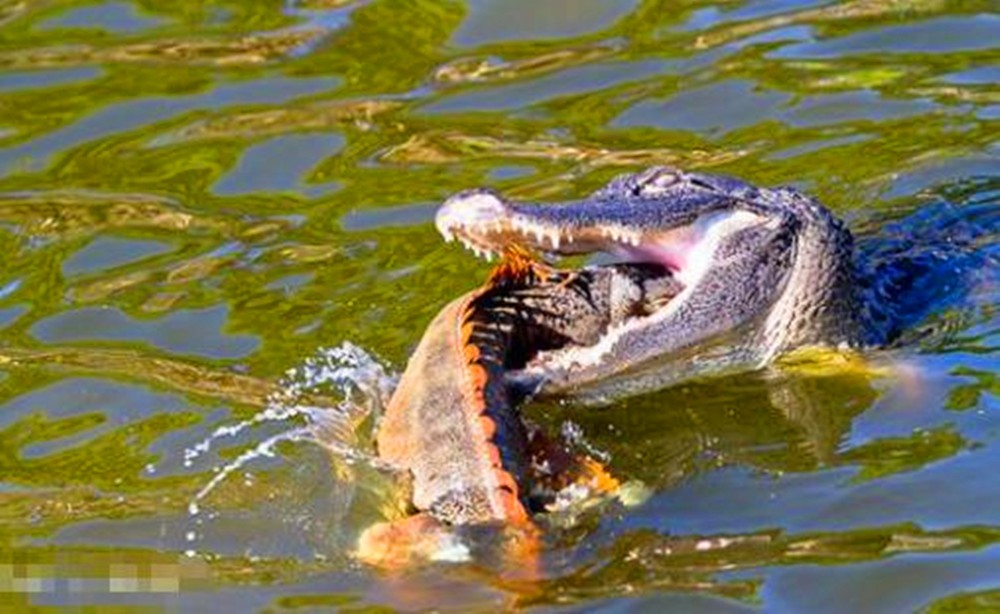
760,194,871,358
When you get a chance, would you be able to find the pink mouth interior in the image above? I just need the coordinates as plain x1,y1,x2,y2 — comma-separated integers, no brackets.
607,226,702,274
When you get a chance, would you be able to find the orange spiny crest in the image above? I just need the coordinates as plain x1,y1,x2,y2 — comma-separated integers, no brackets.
459,314,477,348
459,308,487,374
493,466,519,492
495,472,528,522
487,245,549,286
500,490,529,523
484,441,503,467
463,340,483,365
464,363,489,414
479,415,498,439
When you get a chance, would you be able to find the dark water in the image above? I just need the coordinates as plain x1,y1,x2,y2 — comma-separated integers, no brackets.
0,0,998,611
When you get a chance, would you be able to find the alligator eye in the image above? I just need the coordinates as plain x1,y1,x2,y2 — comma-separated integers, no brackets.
636,167,680,197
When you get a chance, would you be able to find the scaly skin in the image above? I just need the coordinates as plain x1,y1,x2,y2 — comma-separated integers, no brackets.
358,290,533,569
436,166,898,403
358,251,679,568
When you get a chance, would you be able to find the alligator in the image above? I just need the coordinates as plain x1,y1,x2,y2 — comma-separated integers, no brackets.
357,167,990,567
357,249,680,568
435,166,928,402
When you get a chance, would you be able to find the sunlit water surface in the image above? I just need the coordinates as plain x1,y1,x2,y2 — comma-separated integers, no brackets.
0,0,997,611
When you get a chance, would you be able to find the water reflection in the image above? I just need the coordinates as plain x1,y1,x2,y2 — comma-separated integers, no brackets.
31,305,259,358
0,0,996,609
0,75,340,174
213,133,344,196
39,1,166,33
770,15,1000,59
63,236,173,276
453,0,638,46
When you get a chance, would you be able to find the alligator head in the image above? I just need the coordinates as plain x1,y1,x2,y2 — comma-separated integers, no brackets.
437,167,879,400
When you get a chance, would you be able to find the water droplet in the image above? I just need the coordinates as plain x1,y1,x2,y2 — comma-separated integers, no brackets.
185,342,399,514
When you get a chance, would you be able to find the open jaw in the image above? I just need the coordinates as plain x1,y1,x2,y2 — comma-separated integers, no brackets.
435,181,767,290
433,167,785,394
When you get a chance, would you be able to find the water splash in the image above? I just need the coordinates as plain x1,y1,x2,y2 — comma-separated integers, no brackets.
192,426,314,505
560,419,611,464
184,342,398,518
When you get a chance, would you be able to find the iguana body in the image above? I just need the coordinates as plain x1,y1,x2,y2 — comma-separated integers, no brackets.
358,252,678,567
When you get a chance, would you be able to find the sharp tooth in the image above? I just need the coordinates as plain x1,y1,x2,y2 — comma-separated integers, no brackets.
484,251,495,262
532,227,544,244
550,232,561,249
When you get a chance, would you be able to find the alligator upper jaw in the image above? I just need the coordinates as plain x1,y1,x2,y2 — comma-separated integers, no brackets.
435,189,671,259
436,187,766,288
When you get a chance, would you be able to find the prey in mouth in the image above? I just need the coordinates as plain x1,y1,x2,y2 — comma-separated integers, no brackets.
436,166,867,400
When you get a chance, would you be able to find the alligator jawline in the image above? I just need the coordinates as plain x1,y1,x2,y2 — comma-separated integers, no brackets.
519,299,673,378
438,197,764,290
479,253,681,386
440,216,766,369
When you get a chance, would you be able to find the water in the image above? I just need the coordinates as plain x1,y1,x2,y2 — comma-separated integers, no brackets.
0,0,996,610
